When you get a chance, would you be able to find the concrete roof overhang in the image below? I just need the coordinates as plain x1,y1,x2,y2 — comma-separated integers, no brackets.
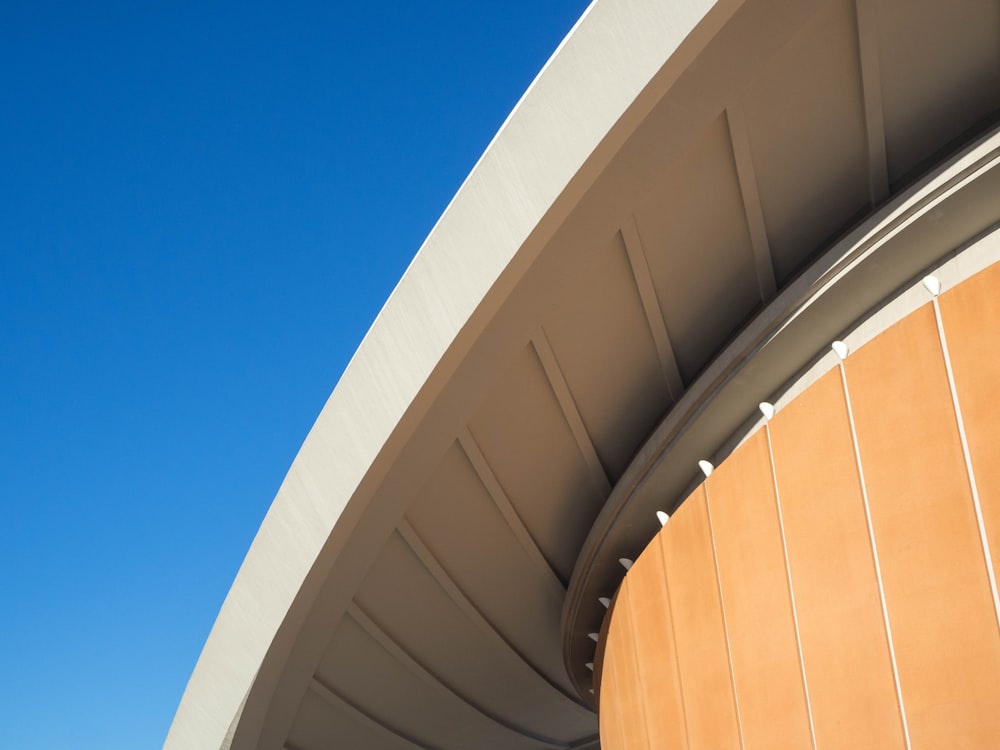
164,0,1000,748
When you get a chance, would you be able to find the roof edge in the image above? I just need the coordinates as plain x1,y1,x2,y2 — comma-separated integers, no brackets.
164,1,738,748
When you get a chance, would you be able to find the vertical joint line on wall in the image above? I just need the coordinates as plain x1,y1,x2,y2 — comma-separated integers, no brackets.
763,425,818,750
704,486,747,750
837,361,912,750
656,541,692,750
931,298,1000,632
622,584,654,750
598,652,625,747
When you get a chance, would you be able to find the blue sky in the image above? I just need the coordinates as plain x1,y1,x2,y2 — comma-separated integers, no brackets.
0,2,590,747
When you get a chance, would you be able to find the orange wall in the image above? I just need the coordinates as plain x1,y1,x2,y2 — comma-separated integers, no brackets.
599,264,1000,750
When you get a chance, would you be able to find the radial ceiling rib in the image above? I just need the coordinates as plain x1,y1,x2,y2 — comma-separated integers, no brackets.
726,101,778,300
347,604,570,749
855,0,890,205
457,428,569,595
308,675,432,750
530,331,612,497
620,217,685,399
397,520,594,712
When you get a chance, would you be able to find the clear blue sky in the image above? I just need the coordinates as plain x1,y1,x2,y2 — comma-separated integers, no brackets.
0,2,590,747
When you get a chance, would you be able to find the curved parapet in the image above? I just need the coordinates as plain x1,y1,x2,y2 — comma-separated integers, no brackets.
598,252,1000,749
561,125,1000,698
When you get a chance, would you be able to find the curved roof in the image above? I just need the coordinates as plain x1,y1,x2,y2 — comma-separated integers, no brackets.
165,0,1000,747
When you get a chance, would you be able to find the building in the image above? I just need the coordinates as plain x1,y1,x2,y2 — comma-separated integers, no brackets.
164,0,1000,747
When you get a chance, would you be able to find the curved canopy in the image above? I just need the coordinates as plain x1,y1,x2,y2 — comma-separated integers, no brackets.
165,0,1000,748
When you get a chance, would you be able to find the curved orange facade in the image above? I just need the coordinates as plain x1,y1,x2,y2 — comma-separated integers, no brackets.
599,261,1000,750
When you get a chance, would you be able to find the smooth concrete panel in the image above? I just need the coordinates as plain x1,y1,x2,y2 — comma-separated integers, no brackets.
742,0,869,284
543,232,671,481
876,0,1000,183
769,369,905,750
405,441,570,695
286,688,416,750
846,304,1000,749
469,345,603,581
938,263,1000,596
352,531,571,739
638,114,760,383
625,534,688,750
706,430,812,750
661,488,741,750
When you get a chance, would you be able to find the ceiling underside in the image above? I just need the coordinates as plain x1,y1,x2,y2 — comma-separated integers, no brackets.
168,0,1000,748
